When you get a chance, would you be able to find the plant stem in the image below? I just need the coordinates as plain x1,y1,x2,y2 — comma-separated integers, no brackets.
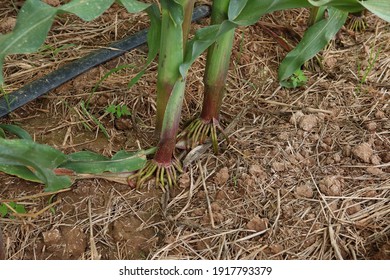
154,0,194,164
155,0,194,137
307,6,326,27
200,0,235,122
182,0,195,53
154,78,186,165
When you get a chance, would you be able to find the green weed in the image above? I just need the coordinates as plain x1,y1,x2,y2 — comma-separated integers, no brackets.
0,202,27,218
105,104,131,119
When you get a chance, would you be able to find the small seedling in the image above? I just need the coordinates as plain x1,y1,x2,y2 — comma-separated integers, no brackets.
105,104,131,119
0,202,27,218
282,69,308,88
39,43,76,59
291,69,308,88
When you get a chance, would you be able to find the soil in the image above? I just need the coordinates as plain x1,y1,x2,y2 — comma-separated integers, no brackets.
0,2,389,260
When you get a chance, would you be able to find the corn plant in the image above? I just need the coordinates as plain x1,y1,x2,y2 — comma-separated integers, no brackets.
0,0,389,190
178,0,234,154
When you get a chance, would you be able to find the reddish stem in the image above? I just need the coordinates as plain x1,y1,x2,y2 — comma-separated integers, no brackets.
153,135,177,166
200,82,225,122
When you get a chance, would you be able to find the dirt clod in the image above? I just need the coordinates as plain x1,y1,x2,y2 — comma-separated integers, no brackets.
299,114,318,131
0,17,16,33
365,122,377,132
272,161,285,172
290,111,305,126
214,167,229,185
62,227,87,258
246,217,268,232
345,201,362,215
366,167,384,176
114,118,132,130
319,176,342,196
352,143,373,163
370,155,381,165
249,164,267,180
179,172,190,188
42,229,62,246
269,243,284,254
296,184,314,198
380,152,390,163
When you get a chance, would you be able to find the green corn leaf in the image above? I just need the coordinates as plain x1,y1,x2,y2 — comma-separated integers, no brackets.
1,0,152,85
116,0,151,13
0,165,41,182
180,20,238,77
128,4,161,88
228,0,248,21
66,150,109,162
60,150,147,174
60,0,115,21
0,0,57,84
278,7,348,85
232,0,312,26
1,0,57,53
308,0,364,13
360,0,390,22
0,124,33,140
0,138,72,191
166,0,185,26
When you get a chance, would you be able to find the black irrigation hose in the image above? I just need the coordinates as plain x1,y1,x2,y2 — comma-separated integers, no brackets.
0,5,210,118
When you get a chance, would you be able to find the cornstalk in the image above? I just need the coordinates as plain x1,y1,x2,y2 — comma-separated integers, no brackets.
200,0,234,123
133,0,195,187
155,0,194,137
307,6,326,27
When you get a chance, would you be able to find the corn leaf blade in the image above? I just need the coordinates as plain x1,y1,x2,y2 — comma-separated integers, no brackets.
308,0,364,12
60,0,115,21
360,0,390,22
228,0,248,21
278,7,348,85
60,150,147,174
0,124,33,140
232,0,312,26
0,0,57,84
116,0,150,13
0,165,41,183
0,138,72,191
128,4,161,88
180,20,237,77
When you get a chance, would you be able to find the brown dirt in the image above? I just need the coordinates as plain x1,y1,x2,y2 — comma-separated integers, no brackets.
0,2,389,260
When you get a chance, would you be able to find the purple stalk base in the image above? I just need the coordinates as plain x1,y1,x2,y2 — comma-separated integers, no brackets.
200,82,225,123
154,111,181,166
